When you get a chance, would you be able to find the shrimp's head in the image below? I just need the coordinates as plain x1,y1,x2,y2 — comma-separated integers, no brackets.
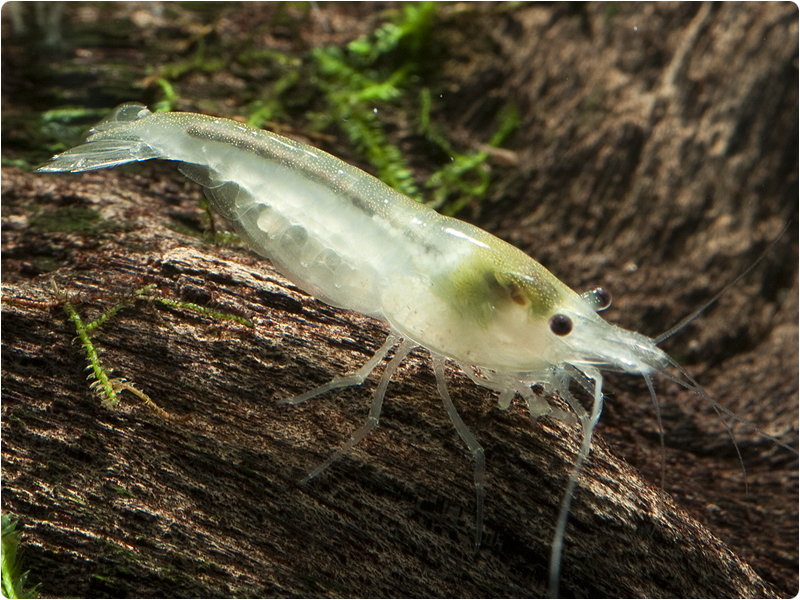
542,295,671,376
441,235,671,378
480,265,670,377
413,227,670,378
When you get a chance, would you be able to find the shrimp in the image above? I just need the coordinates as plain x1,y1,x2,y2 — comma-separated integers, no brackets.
39,103,796,596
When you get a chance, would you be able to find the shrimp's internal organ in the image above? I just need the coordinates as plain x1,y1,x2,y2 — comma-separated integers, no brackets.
38,103,774,595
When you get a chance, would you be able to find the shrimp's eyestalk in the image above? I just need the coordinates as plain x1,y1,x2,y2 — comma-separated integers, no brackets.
580,286,612,312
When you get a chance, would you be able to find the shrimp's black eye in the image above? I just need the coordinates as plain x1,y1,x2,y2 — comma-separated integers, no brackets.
549,314,573,336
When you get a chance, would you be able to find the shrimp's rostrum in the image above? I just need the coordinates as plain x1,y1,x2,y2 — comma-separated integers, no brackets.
39,103,794,595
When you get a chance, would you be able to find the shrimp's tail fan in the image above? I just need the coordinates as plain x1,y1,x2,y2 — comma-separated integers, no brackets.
38,103,160,173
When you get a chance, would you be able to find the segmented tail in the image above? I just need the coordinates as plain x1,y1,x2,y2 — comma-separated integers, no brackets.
38,103,160,173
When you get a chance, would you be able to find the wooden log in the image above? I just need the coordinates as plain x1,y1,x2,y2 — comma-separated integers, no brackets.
1,164,794,597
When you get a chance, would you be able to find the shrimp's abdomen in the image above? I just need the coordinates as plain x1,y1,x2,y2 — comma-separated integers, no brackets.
44,104,427,316
176,118,445,317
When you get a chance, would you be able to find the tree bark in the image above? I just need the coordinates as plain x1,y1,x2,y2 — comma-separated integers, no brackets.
2,2,797,598
0,159,794,598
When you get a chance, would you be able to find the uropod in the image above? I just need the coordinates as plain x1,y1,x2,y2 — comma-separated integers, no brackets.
39,103,796,595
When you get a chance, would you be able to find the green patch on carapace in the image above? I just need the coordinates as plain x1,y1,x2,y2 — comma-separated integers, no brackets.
433,247,561,328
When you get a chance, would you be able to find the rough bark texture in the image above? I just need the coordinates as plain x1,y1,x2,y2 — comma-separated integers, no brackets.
2,2,798,599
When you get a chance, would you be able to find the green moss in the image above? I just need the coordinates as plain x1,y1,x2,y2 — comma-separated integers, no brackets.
308,43,420,199
421,92,521,215
111,485,134,498
303,2,442,200
64,282,252,413
29,206,103,235
1,514,40,599
152,79,179,113
40,107,109,125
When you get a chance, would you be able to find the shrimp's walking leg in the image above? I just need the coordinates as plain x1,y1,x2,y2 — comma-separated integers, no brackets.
281,334,401,405
433,356,486,553
547,366,604,598
301,339,415,483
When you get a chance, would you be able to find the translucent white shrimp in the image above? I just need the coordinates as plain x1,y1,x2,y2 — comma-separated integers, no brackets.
39,103,796,596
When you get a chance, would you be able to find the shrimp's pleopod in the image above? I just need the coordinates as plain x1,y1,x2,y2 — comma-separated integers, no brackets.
39,104,795,596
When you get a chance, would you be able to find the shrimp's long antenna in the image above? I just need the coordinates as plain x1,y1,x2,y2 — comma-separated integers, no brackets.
647,222,794,504
660,355,798,455
654,221,791,344
644,374,668,488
